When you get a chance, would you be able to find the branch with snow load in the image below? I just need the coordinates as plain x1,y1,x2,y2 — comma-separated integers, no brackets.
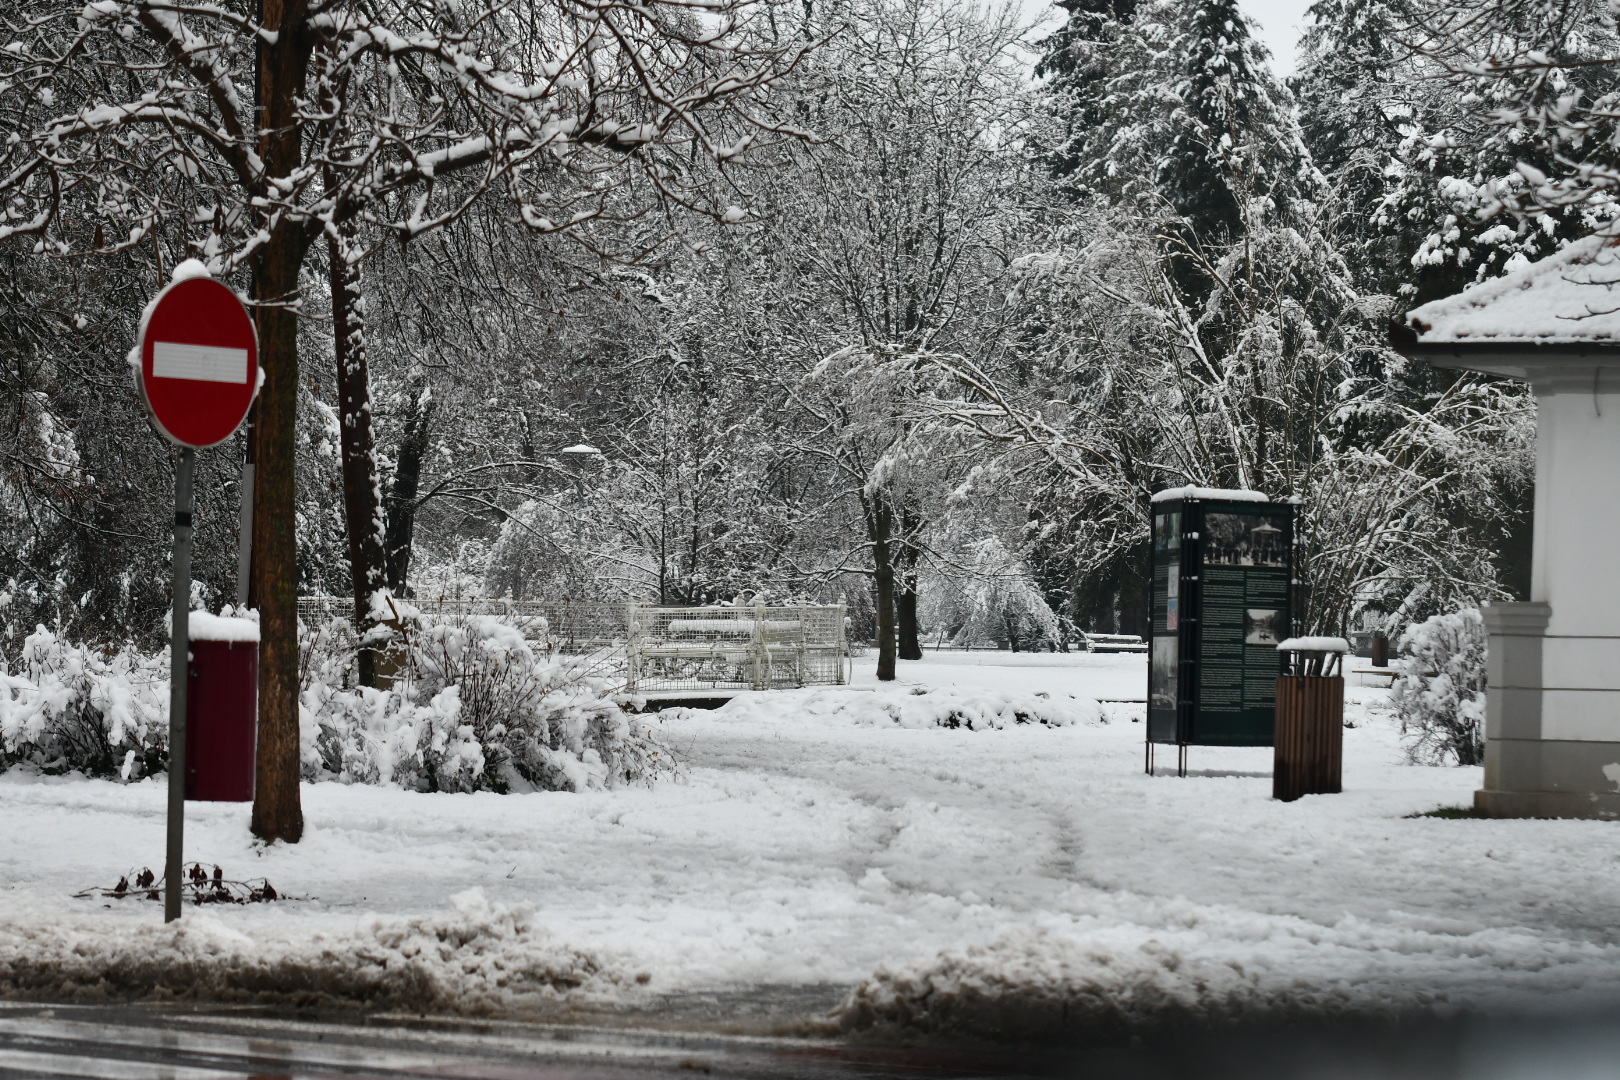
0,0,815,267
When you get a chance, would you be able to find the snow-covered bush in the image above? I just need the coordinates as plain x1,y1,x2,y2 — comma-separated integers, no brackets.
0,626,166,778
714,684,1103,729
920,537,1064,651
1391,608,1487,766
302,612,677,792
0,610,677,793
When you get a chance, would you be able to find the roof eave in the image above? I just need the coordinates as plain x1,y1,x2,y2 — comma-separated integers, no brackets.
1387,320,1620,380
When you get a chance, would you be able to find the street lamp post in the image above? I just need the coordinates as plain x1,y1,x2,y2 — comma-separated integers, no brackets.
557,443,600,596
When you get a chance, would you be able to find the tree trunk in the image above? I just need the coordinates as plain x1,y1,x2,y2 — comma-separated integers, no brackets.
868,497,897,682
895,499,922,660
896,581,921,661
329,226,388,686
249,0,310,845
249,228,307,845
384,377,434,595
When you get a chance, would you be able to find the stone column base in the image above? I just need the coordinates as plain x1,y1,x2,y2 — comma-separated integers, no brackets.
1480,735,1620,815
1476,788,1620,820
1477,736,1620,819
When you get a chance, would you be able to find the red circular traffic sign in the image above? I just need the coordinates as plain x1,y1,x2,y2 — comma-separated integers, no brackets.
137,275,259,448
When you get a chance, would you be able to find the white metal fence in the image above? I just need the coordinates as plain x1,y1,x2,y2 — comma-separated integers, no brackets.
296,598,848,693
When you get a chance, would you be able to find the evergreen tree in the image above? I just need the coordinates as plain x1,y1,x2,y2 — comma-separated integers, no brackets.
1033,0,1139,192
1158,0,1303,246
1294,0,1617,304
1039,0,1307,257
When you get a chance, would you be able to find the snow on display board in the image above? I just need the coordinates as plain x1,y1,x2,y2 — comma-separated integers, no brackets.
1150,485,1271,504
1149,489,1293,748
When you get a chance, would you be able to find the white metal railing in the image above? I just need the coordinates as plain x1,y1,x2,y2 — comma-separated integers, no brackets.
296,598,848,693
626,604,847,692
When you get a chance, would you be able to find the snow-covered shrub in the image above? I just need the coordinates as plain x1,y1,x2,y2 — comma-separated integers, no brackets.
920,536,1063,651
715,685,1103,729
302,612,677,792
0,609,677,793
0,626,166,778
1391,608,1487,766
299,614,361,691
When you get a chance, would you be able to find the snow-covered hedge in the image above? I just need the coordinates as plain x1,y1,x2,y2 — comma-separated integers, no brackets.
1391,608,1487,766
0,612,677,792
0,626,167,779
301,612,677,792
714,685,1103,729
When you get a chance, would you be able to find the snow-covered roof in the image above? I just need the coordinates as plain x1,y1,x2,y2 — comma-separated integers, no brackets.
1150,486,1269,504
1403,234,1620,346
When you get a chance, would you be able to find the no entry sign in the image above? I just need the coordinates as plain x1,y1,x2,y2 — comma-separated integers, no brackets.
133,264,261,923
137,273,259,448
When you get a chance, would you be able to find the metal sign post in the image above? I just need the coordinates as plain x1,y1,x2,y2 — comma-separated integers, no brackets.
165,448,195,923
135,264,259,923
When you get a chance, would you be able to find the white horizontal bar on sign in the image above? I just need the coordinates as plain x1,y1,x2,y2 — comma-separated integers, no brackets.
152,341,249,384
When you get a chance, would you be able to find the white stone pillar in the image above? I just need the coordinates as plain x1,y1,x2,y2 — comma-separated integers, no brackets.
1479,365,1620,818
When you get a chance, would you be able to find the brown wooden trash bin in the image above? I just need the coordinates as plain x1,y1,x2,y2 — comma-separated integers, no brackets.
1273,675,1344,801
1273,637,1349,802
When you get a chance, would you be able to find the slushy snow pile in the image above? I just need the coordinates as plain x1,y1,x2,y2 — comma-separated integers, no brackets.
844,894,1620,1040
3,650,1620,1040
0,887,625,1010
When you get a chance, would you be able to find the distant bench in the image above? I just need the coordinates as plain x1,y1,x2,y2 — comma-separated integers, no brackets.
1350,667,1396,687
1082,633,1148,654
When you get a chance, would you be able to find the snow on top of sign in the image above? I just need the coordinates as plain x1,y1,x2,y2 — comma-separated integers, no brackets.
127,263,251,372
170,258,212,283
189,611,259,642
1276,636,1351,653
1150,486,1270,504
1404,233,1620,344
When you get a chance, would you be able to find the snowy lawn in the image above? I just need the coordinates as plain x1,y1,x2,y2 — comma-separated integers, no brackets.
4,650,1620,1038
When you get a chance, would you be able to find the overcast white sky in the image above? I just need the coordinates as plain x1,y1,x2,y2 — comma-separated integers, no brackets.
1239,0,1316,77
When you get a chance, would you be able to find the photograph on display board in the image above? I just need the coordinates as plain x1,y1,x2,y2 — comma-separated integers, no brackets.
1204,513,1287,568
1154,511,1180,554
1244,608,1286,646
1150,636,1178,710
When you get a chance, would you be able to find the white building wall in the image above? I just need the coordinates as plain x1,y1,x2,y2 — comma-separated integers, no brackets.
1533,377,1620,743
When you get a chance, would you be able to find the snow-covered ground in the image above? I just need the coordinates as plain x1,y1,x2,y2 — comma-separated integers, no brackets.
4,651,1620,1039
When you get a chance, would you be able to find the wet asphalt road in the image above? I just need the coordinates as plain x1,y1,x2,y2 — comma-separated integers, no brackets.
7,999,1620,1079
0,1001,1047,1080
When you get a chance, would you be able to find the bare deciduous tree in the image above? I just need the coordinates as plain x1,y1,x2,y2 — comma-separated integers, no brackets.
0,0,811,840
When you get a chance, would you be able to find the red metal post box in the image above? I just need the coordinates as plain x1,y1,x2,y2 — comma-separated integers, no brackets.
185,613,258,802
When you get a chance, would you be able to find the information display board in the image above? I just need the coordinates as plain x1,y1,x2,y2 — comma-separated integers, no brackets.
1148,492,1293,748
